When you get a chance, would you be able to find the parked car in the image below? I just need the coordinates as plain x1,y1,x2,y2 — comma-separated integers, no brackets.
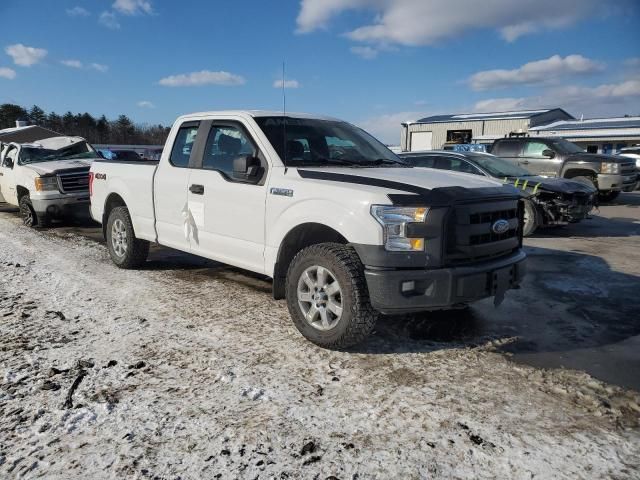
90,111,527,348
490,136,637,202
111,149,143,161
0,136,99,227
399,150,596,236
617,146,640,189
142,148,163,161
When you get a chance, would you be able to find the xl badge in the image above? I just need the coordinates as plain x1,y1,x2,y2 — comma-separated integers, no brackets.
491,219,509,234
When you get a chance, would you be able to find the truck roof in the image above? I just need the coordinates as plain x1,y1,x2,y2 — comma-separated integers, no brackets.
8,136,87,150
176,110,341,122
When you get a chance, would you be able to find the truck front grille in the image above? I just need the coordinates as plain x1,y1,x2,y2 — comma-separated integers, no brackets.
445,200,521,266
57,169,90,193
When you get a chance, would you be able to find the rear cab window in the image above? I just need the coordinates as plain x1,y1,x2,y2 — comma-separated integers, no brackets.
169,123,200,167
492,140,522,157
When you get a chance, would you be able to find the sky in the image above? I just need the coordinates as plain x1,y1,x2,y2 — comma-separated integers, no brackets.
1,0,639,144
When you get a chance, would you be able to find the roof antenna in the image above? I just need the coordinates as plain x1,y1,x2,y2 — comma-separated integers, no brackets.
282,61,288,174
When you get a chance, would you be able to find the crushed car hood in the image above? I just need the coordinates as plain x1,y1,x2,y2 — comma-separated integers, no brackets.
24,159,94,176
504,175,597,195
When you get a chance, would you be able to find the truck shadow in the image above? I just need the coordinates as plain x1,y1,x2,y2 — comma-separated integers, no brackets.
352,246,640,389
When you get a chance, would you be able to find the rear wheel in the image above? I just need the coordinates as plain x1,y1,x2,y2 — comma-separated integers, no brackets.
522,199,539,237
19,195,48,228
286,243,378,349
106,206,149,268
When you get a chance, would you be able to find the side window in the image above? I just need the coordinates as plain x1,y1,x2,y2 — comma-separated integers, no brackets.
202,124,259,181
169,124,199,167
434,156,481,175
523,141,549,157
406,155,436,168
3,147,18,167
493,141,522,157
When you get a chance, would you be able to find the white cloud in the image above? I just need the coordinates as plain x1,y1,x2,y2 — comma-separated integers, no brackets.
99,11,121,29
296,0,622,45
113,0,153,15
61,59,83,69
356,110,427,144
350,45,378,59
475,79,640,115
469,54,604,91
90,63,109,72
137,100,155,108
0,67,16,79
158,70,246,87
5,44,47,67
273,79,300,89
624,57,640,68
66,6,90,17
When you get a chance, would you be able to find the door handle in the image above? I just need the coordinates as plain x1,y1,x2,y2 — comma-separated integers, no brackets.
189,184,204,195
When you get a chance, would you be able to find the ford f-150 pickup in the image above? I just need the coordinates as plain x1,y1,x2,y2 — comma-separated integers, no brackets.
89,111,527,348
0,136,99,227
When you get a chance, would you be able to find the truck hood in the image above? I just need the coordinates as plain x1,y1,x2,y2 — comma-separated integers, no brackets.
298,166,504,191
567,153,631,164
505,175,597,195
23,158,95,176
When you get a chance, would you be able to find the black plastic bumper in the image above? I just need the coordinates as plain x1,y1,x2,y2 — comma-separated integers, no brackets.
364,250,527,314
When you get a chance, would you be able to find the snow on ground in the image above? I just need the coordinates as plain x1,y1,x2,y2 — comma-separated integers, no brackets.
0,212,639,479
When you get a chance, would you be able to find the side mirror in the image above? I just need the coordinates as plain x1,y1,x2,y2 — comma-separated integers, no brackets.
233,155,261,181
542,149,555,159
3,157,13,169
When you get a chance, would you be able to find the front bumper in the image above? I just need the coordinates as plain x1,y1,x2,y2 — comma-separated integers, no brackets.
31,192,90,218
364,250,527,314
597,173,637,192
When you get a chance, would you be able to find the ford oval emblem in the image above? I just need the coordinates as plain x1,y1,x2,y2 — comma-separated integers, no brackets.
492,219,510,234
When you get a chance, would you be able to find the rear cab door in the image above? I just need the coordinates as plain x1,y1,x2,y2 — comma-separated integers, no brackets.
186,115,270,273
153,120,201,252
491,140,522,171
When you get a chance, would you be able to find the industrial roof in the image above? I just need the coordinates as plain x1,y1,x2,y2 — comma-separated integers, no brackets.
530,116,640,131
414,108,572,124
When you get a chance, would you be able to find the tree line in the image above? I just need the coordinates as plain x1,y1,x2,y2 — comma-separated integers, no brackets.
0,103,170,145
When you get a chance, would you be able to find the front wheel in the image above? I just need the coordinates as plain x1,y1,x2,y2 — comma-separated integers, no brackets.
19,195,48,228
522,199,539,237
106,206,149,268
286,243,378,349
598,190,620,203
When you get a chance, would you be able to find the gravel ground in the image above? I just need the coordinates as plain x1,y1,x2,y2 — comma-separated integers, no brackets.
1,197,639,479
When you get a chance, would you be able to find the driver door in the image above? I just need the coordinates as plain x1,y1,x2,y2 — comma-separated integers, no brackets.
0,146,19,204
519,140,559,176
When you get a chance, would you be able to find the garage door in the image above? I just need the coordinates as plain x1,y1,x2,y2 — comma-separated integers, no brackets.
410,131,432,151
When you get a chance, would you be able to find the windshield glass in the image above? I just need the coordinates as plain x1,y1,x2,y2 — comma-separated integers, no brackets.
467,153,534,177
19,142,99,165
549,138,584,154
254,116,405,167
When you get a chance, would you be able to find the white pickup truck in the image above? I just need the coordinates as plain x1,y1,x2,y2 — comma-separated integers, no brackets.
89,111,527,347
0,136,98,227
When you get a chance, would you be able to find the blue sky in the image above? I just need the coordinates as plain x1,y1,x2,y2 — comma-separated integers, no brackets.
1,0,639,143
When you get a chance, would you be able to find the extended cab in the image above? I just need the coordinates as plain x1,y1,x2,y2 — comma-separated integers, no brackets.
0,136,99,227
90,111,527,348
491,136,637,201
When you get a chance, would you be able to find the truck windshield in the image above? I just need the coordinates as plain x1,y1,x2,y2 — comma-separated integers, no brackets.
549,139,584,154
19,144,99,165
467,153,534,177
254,116,406,167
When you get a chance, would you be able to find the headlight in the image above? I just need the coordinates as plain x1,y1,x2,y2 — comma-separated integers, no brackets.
34,176,59,192
371,205,428,252
601,162,620,174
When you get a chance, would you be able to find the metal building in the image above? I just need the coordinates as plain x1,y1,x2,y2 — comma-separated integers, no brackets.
400,109,573,151
529,116,640,154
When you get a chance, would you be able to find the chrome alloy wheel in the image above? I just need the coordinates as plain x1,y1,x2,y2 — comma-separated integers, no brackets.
111,218,128,257
297,265,343,331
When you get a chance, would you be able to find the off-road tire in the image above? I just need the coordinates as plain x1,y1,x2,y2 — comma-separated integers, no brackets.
286,243,378,349
569,175,596,190
19,195,48,228
522,199,539,237
106,206,149,269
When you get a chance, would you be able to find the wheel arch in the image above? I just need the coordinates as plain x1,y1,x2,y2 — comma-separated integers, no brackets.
564,168,597,181
102,193,127,240
16,185,30,201
272,222,349,299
